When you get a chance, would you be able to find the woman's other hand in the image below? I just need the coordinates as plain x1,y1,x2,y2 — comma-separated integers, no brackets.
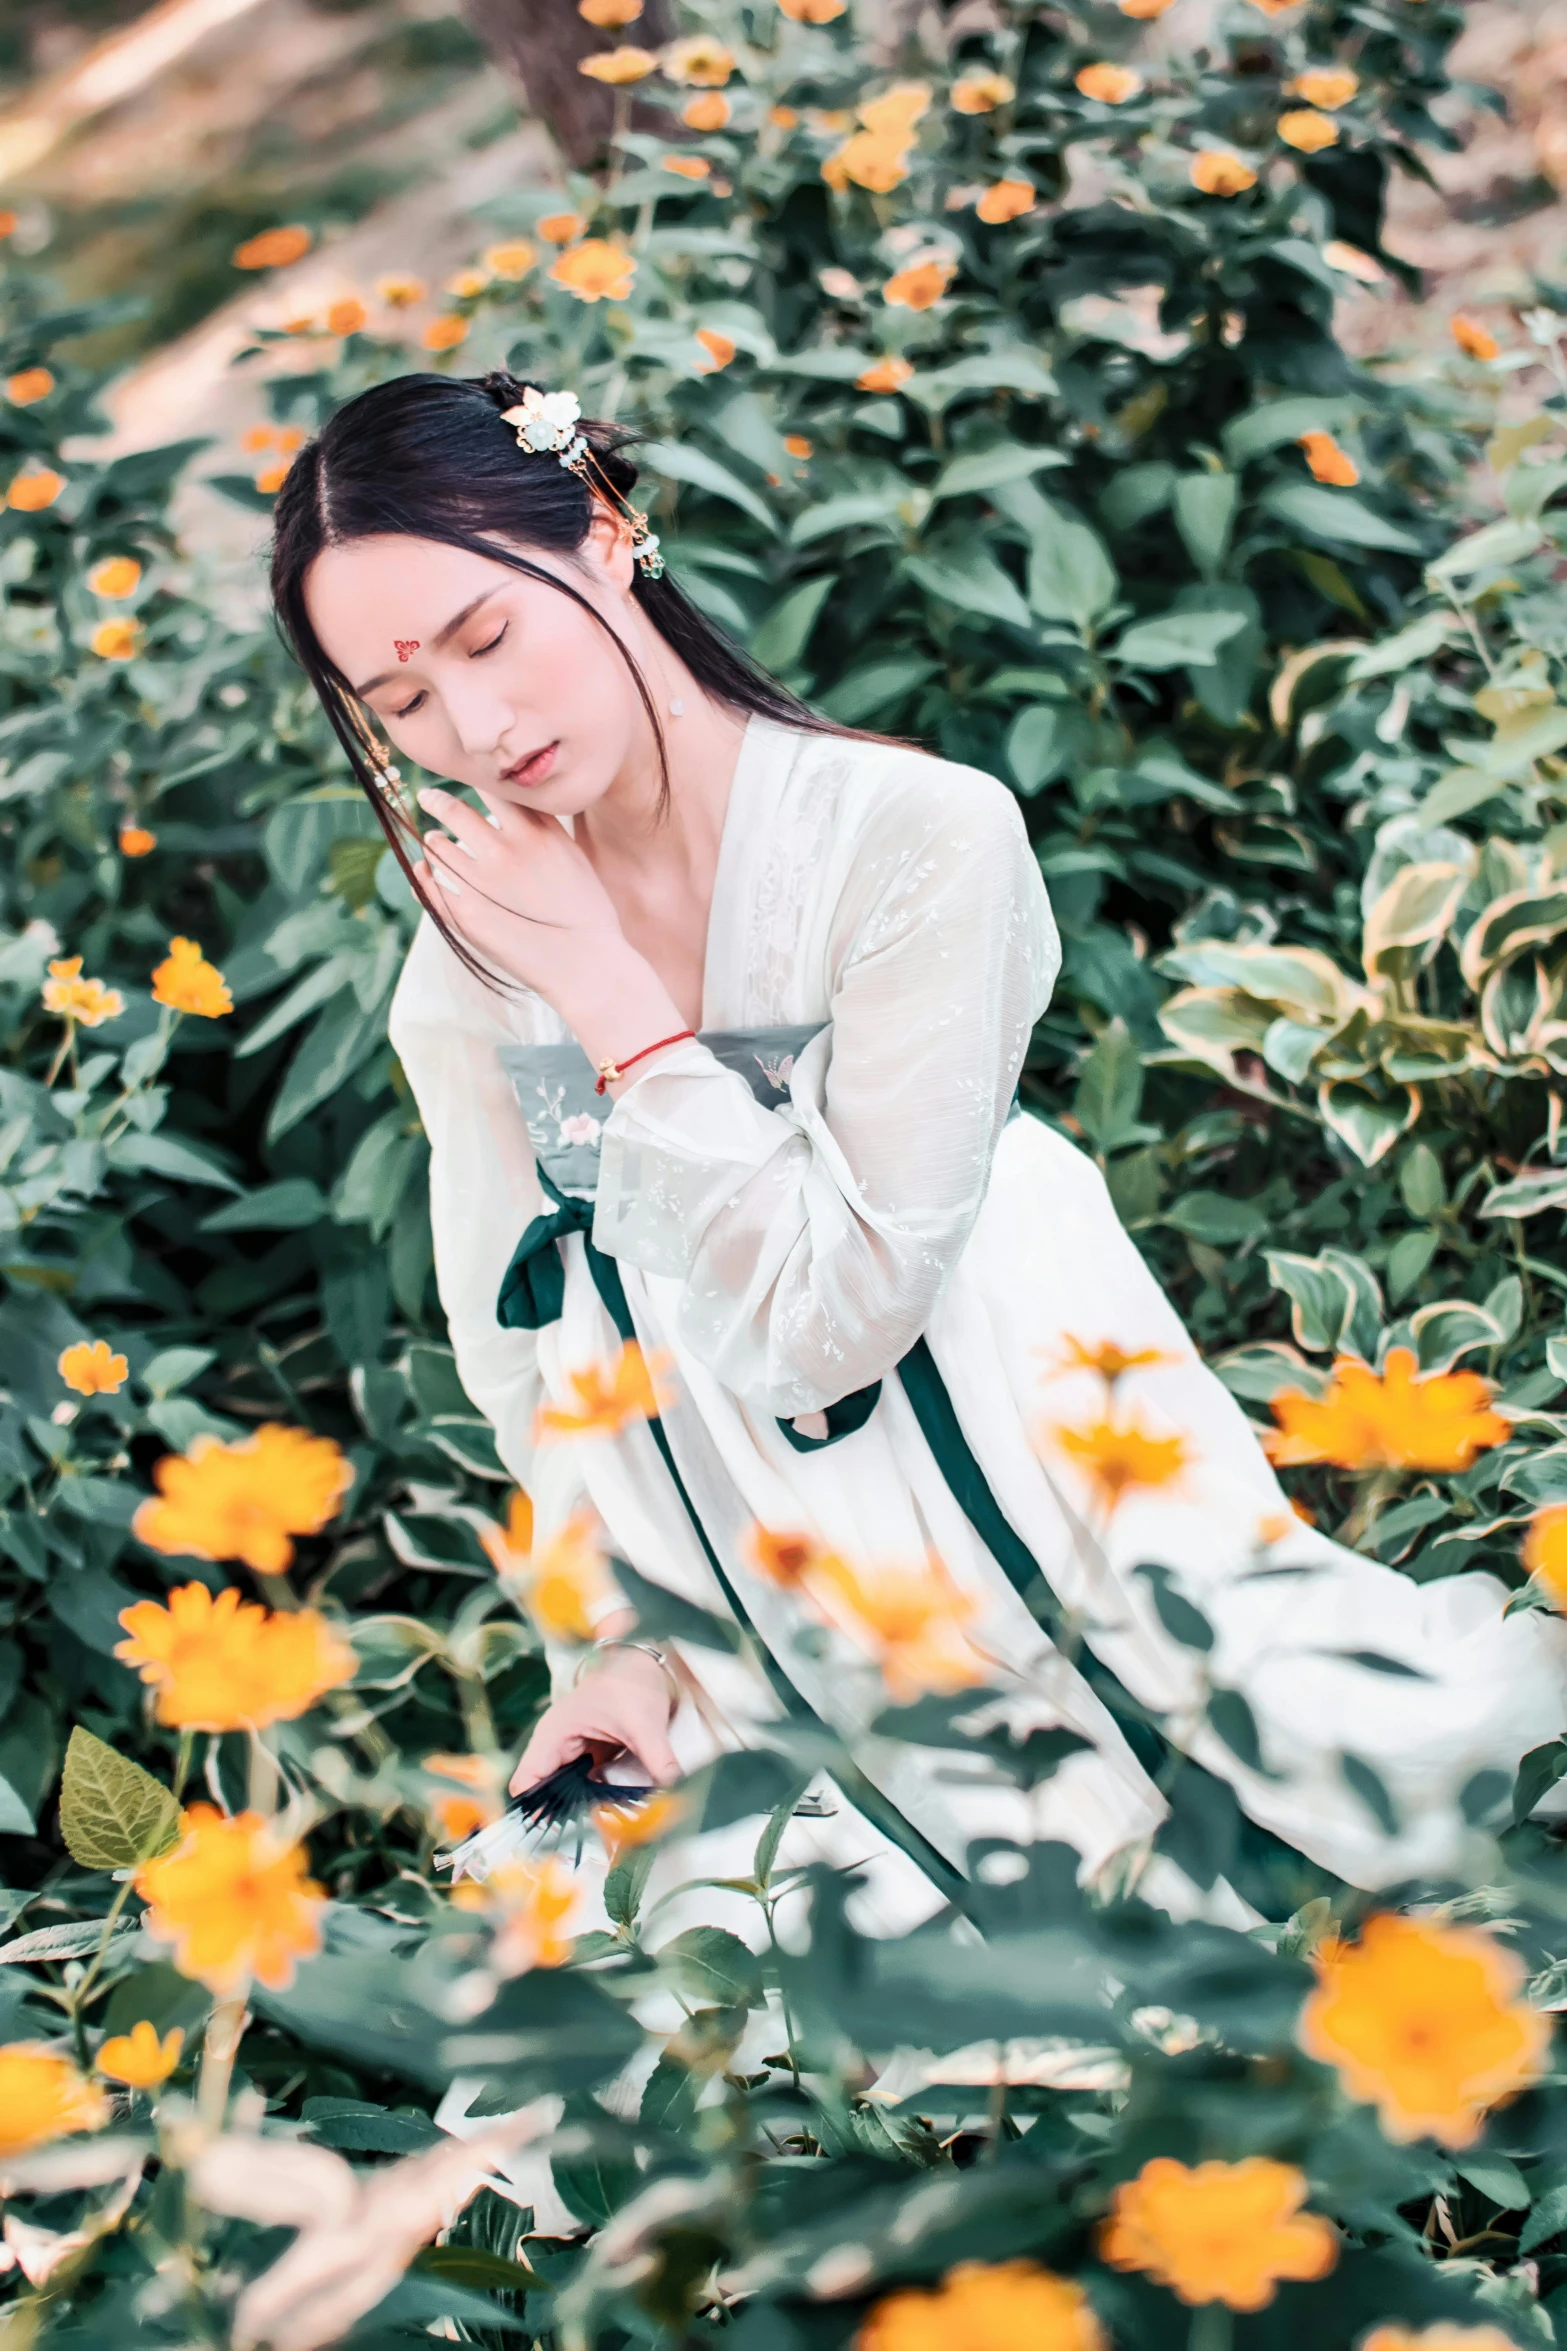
510,1645,680,1794
414,783,626,997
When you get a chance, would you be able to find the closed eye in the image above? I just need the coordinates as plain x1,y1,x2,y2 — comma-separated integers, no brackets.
473,624,507,659
393,688,426,720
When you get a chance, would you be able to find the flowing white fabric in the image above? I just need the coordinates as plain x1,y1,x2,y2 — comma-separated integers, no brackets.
389,716,1567,1929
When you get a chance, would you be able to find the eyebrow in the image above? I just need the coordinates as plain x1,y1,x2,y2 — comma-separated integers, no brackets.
351,585,505,698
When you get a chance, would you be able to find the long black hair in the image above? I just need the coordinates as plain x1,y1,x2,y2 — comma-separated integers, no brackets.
269,368,857,974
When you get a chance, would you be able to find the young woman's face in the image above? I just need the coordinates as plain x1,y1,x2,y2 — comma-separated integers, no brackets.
302,523,654,814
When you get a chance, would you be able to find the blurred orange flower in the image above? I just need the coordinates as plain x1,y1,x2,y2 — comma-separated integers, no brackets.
1050,1336,1174,1385
451,1856,582,1973
0,2048,109,2158
1102,2157,1336,2308
1118,0,1176,14
116,1582,355,1731
665,34,734,83
119,823,157,856
536,1339,667,1435
1279,107,1338,151
684,92,730,130
579,0,641,21
91,617,141,660
133,1422,351,1573
1053,1413,1189,1508
1299,429,1358,484
663,154,712,179
326,295,367,335
778,0,846,17
858,2260,1105,2351
137,1806,325,1994
549,240,637,303
151,935,232,1018
58,1340,128,1396
784,433,813,458
950,71,1014,113
233,225,312,269
579,44,657,82
747,1525,832,1587
255,460,293,494
446,267,491,300
1524,1504,1567,1611
1191,151,1257,195
857,356,914,393
484,239,536,279
1267,1348,1507,1473
807,1551,985,1700
1362,2329,1522,2351
422,314,470,352
8,467,64,510
42,958,123,1028
696,325,736,369
377,272,427,306
6,366,53,404
976,177,1036,223
1451,314,1500,361
538,212,586,244
595,1788,688,1851
883,256,955,310
95,2021,183,2090
1076,64,1141,103
89,555,141,597
481,1487,535,1577
768,103,799,127
521,1508,618,1641
1292,67,1358,108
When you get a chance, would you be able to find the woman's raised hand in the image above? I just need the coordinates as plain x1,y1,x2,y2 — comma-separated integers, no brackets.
510,1644,681,1794
413,784,625,999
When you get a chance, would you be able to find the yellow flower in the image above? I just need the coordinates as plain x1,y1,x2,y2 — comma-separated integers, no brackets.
1052,1413,1190,1508
664,35,734,84
769,103,800,126
549,239,637,303
1245,0,1302,12
0,2047,110,2157
1101,2157,1337,2310
859,82,931,138
41,957,125,1028
519,1509,618,1641
376,272,427,306
784,433,814,459
1119,0,1175,14
1300,1913,1551,2148
1076,63,1142,104
91,617,141,660
536,1339,666,1435
779,0,846,14
1524,1504,1567,1612
1279,107,1338,152
579,44,657,83
59,1340,128,1396
115,1582,356,1731
1292,67,1358,108
1266,1348,1508,1474
233,224,313,269
433,1790,499,1842
1362,2329,1523,2351
150,935,232,1018
579,0,642,21
857,356,914,393
696,325,736,370
806,1551,986,1701
133,1423,352,1574
89,555,141,597
664,153,712,179
422,314,470,352
136,1806,326,1995
8,467,64,511
684,91,730,130
1191,150,1257,196
1049,1337,1174,1385
7,366,54,405
254,459,293,494
0,211,15,238
451,1856,581,1974
882,256,955,310
857,2259,1105,2351
119,823,156,856
95,2021,183,2090
950,71,1015,113
484,239,536,279
326,294,367,335
746,1524,834,1587
446,267,491,300
1451,313,1500,361
976,176,1036,223
538,211,587,244
1299,429,1359,485
595,1788,689,1852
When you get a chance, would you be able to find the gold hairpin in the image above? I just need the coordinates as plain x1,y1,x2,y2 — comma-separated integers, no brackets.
498,385,664,579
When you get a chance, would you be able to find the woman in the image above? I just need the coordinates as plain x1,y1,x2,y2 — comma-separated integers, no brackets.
271,369,1564,1938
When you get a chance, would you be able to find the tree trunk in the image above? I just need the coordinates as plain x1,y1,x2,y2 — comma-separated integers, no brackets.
461,0,677,171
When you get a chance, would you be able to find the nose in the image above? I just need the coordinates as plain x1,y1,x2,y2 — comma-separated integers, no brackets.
443,671,514,763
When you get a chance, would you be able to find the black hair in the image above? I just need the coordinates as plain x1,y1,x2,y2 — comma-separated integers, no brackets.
268,368,860,977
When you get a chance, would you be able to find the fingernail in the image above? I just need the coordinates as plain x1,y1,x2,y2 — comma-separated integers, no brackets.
434,869,462,895
417,787,443,809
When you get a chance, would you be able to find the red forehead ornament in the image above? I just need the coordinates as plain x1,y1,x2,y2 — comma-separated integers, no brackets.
394,640,420,662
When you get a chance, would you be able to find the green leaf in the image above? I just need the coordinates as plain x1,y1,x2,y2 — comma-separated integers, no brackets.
1456,2156,1530,2211
59,1726,181,1873
1114,610,1247,670
655,1924,765,2009
930,444,1069,503
789,492,901,548
1072,1019,1144,1153
1512,1737,1567,1825
1339,1750,1400,1835
201,1178,330,1233
1172,471,1238,580
107,1131,243,1193
1222,396,1352,467
644,440,779,532
141,1346,217,1400
818,657,940,725
1206,1687,1268,1775
1161,1191,1266,1244
1028,509,1117,627
267,995,388,1143
1137,1564,1215,1654
749,576,833,670
1261,482,1424,555
904,547,1032,632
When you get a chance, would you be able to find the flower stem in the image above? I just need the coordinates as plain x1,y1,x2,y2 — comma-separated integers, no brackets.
197,1988,250,2131
1189,2306,1233,2351
247,1730,279,1817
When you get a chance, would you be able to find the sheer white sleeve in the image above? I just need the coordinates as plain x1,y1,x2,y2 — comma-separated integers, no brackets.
592,760,1060,1416
387,919,546,1486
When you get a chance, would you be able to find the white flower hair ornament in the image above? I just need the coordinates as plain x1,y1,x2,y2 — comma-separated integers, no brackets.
498,386,664,579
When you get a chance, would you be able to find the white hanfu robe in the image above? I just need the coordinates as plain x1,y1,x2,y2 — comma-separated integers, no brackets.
389,715,1567,1939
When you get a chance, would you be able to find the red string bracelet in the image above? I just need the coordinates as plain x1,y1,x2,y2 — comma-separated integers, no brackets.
594,1028,696,1095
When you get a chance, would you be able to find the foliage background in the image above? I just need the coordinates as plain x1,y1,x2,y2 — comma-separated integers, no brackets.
7,0,1567,2343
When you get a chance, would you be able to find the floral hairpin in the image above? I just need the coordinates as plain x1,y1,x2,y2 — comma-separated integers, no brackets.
499,385,664,580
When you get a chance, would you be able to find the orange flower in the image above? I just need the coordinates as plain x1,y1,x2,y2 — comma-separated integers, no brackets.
664,154,712,179
1053,1413,1190,1508
115,1582,356,1731
536,1340,667,1436
481,1487,536,1576
422,314,470,352
136,1806,325,1995
133,1423,351,1574
89,555,141,597
523,1509,618,1641
1267,1348,1508,1474
778,0,846,17
665,34,734,84
806,1551,986,1701
857,356,914,393
1300,1913,1551,2148
768,103,800,127
1246,0,1302,12
1524,1504,1567,1612
242,423,279,451
1118,0,1175,14
233,224,312,270
1324,240,1383,281
1191,150,1257,195
951,71,1015,114
1101,2157,1337,2310
434,1791,498,1842
976,176,1036,223
538,212,586,245
1050,1337,1174,1385
451,1856,582,1974
95,2021,183,2090
684,92,730,130
8,467,64,511
446,266,491,299
1299,429,1359,485
883,257,955,310
579,44,657,82
0,2047,110,2158
1076,63,1141,103
695,325,736,371
784,433,813,458
58,1339,128,1396
1451,314,1500,361
254,459,293,494
376,271,427,306
91,617,141,660
484,239,536,279
1279,107,1338,152
1362,2329,1522,2351
579,0,642,22
1292,67,1358,108
41,957,124,1028
119,823,156,856
6,366,53,405
279,313,317,335
825,132,911,193
549,239,637,303
746,1525,832,1587
326,295,367,335
857,2259,1105,2351
151,935,232,1017
0,211,16,238
595,1788,688,1851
